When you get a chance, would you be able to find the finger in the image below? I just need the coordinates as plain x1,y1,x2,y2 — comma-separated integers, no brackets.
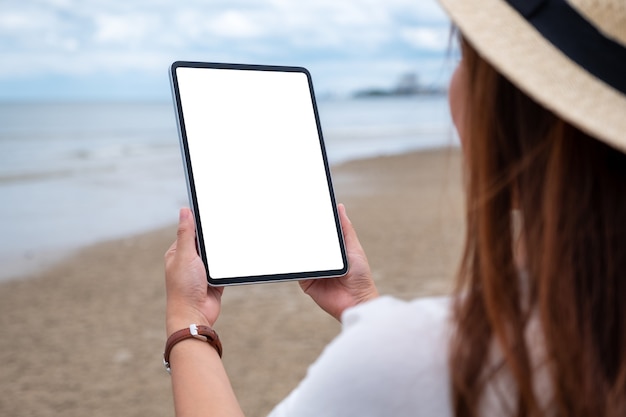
338,203,364,253
176,207,197,256
299,279,314,293
207,284,225,298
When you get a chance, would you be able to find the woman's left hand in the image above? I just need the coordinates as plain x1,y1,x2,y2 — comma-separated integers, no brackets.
164,208,244,417
164,207,223,337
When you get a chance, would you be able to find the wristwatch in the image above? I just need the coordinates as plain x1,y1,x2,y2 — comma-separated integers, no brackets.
163,324,223,373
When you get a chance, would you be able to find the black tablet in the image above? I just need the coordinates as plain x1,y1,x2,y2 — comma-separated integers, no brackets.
170,61,348,286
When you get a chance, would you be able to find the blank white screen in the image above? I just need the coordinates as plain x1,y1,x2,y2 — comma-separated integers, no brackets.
176,66,345,280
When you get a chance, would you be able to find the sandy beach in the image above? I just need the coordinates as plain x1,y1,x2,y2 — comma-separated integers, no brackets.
0,148,464,417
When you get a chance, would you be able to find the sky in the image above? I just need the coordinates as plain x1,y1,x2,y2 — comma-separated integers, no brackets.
0,0,454,101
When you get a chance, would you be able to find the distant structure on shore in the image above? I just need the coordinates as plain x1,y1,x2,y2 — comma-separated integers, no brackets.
353,72,446,98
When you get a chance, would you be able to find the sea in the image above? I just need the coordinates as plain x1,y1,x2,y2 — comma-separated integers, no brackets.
0,96,456,280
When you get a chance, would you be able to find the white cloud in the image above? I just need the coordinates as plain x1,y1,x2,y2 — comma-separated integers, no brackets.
0,0,452,98
93,13,159,45
0,12,34,31
401,27,450,51
210,10,264,39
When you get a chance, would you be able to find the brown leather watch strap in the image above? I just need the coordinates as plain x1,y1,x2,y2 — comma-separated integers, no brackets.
163,324,223,373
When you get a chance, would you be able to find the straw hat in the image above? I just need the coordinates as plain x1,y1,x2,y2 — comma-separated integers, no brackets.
437,0,626,153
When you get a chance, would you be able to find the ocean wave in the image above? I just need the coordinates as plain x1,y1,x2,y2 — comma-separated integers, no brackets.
0,165,117,184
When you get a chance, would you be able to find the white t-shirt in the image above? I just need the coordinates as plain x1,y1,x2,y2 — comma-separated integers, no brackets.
268,296,453,417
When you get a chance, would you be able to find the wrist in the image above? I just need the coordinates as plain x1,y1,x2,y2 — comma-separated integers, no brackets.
163,324,223,373
166,307,214,337
360,287,379,304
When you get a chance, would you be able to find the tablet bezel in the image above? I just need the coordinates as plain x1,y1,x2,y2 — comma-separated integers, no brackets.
169,61,348,286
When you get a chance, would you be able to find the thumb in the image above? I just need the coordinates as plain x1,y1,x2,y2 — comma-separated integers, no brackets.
176,207,198,255
338,203,363,254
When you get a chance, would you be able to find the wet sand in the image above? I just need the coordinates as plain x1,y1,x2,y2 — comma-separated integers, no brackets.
0,147,464,417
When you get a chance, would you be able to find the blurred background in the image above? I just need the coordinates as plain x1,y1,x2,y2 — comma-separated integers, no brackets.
0,1,462,416
0,0,456,278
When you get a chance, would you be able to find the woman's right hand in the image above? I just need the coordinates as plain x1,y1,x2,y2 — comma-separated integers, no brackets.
299,204,378,321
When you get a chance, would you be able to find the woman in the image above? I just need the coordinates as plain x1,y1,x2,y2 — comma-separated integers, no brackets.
164,0,626,415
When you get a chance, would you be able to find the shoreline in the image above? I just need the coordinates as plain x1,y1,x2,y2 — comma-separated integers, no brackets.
0,144,459,284
0,147,464,417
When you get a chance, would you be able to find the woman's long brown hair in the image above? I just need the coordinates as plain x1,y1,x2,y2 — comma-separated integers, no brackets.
450,38,626,417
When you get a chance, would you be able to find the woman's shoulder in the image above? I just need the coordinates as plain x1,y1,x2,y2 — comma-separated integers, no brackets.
268,296,453,417
339,295,453,386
